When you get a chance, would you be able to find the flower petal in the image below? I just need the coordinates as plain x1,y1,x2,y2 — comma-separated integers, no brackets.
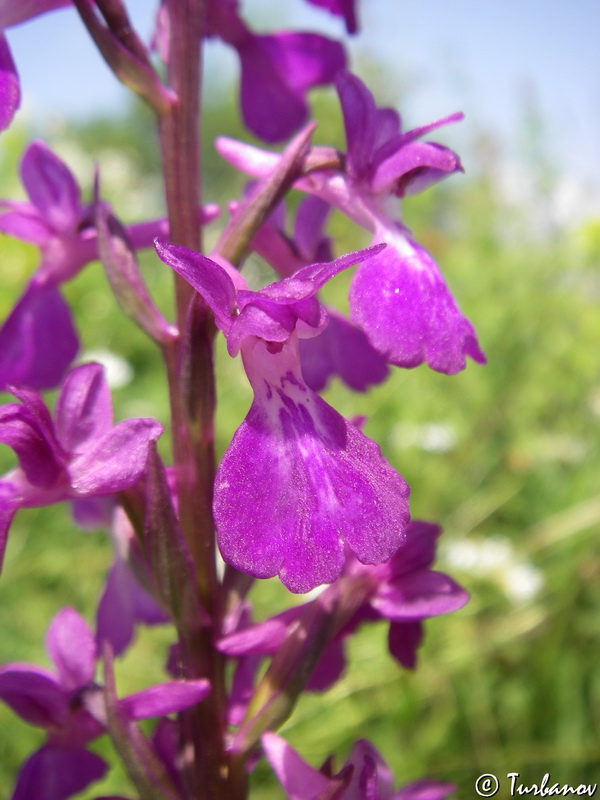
0,33,20,131
215,338,410,593
0,401,64,488
0,665,67,727
396,780,457,800
299,307,389,392
343,739,395,800
46,607,96,690
0,285,79,392
0,201,54,244
371,569,470,620
306,639,346,691
54,363,112,453
154,239,237,333
118,679,210,721
387,621,423,670
371,141,462,195
350,234,485,374
69,417,163,495
11,744,107,800
382,520,441,579
336,71,380,178
20,141,81,233
96,559,167,657
262,733,331,800
238,32,345,142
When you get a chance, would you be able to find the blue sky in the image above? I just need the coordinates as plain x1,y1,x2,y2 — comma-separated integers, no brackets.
5,0,600,199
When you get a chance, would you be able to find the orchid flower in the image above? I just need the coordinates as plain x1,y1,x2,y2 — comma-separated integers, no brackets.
0,140,218,390
0,607,210,800
218,520,470,706
217,71,486,374
262,733,456,800
0,362,163,568
155,238,410,593
204,0,345,142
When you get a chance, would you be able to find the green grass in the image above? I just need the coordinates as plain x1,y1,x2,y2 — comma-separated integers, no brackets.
1,100,599,797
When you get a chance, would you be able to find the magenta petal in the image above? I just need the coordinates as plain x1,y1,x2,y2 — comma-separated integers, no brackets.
350,236,485,375
336,71,380,177
20,141,81,233
306,639,346,691
154,239,237,333
0,665,67,727
384,521,441,578
371,142,462,195
71,496,113,529
215,339,410,593
0,33,20,131
387,621,423,670
228,299,297,355
0,404,64,489
46,608,96,691
343,740,394,800
11,744,107,800
69,418,163,495
262,732,331,800
292,244,384,292
0,285,79,391
396,780,457,800
118,680,210,721
217,616,289,657
299,308,389,392
293,196,332,262
55,363,112,453
238,32,345,142
371,569,470,621
0,201,54,245
96,560,167,657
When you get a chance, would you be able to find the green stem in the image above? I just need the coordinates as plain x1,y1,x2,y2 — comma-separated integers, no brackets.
156,2,238,797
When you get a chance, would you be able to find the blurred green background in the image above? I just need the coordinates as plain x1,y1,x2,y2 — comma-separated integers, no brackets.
1,60,599,799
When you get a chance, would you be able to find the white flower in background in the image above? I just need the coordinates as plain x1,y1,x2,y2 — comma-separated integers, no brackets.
443,535,544,606
80,348,133,389
392,421,458,453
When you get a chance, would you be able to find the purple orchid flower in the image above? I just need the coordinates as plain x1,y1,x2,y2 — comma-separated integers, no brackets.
216,71,486,375
250,195,390,392
218,520,469,703
0,361,163,568
0,607,210,800
0,140,218,390
203,0,345,142
155,238,410,593
262,733,456,800
341,520,470,669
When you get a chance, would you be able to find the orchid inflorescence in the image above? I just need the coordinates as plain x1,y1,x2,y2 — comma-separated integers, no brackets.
1,1,482,798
